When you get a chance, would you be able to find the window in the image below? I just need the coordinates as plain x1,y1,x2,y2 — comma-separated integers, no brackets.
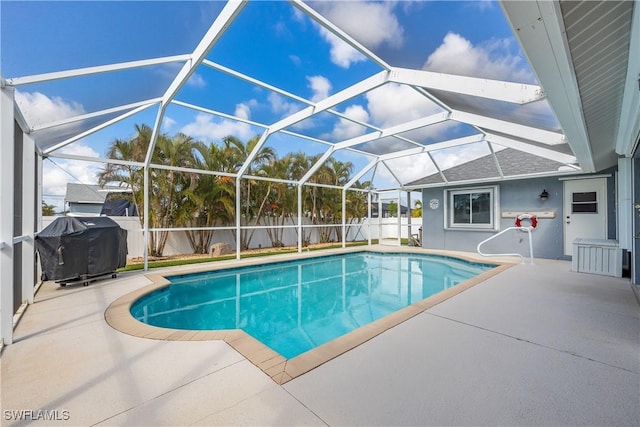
571,191,597,213
446,186,498,230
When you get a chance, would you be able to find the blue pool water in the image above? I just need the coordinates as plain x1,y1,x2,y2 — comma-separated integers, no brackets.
131,252,495,358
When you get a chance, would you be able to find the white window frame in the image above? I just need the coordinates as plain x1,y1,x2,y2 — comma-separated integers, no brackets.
444,185,499,231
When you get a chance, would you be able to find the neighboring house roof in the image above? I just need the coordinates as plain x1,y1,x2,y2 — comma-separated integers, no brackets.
64,183,121,204
407,148,569,187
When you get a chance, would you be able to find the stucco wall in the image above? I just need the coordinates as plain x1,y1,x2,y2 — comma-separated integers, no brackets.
421,174,617,260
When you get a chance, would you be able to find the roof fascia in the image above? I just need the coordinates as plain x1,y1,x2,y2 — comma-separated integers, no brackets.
500,0,595,171
402,169,582,191
615,1,640,156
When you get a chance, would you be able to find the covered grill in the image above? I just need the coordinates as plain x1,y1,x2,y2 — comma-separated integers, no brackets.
35,217,127,284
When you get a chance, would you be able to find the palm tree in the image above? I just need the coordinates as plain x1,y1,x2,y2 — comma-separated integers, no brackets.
100,125,197,257
308,157,353,242
98,126,150,222
344,180,371,242
42,201,56,216
258,156,294,247
177,141,236,254
412,200,423,218
223,135,276,250
147,132,197,256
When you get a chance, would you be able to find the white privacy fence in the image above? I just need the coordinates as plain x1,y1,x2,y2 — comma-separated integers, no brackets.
43,216,423,258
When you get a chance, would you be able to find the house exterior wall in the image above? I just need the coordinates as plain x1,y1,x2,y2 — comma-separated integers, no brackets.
68,202,103,215
421,173,617,260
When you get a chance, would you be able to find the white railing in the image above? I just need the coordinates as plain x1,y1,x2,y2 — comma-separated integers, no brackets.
476,226,534,264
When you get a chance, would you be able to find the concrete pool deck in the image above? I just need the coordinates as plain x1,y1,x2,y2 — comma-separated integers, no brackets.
1,247,639,426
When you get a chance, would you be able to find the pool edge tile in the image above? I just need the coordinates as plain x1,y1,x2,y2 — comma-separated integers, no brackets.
102,248,514,384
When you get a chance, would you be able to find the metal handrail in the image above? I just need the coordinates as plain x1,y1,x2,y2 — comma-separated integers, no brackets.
476,226,534,264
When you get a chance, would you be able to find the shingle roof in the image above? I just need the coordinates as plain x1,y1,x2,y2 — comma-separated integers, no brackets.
407,148,567,187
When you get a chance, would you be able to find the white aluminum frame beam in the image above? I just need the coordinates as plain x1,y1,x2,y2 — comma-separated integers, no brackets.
238,70,390,177
33,98,162,132
291,0,391,70
298,146,336,185
451,110,566,145
4,54,191,86
484,132,577,164
270,71,390,134
43,101,159,155
171,100,268,130
345,159,378,190
389,67,545,104
334,111,450,150
22,133,36,305
1,86,14,345
48,152,145,168
142,0,247,268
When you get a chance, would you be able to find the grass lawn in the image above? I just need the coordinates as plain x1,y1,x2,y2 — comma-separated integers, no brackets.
118,240,389,272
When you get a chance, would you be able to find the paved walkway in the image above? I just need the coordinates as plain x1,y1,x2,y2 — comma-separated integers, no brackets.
1,251,638,426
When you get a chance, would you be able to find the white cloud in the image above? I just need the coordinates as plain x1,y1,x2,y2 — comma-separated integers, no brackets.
311,2,403,68
187,73,206,88
365,83,442,128
289,54,302,67
331,105,369,141
318,28,367,68
162,116,177,132
15,91,85,126
234,103,252,120
180,113,253,142
430,142,491,171
380,152,438,185
14,91,99,211
268,92,302,117
423,32,533,83
307,75,332,102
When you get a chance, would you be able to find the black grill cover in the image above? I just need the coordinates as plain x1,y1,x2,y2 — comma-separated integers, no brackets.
35,217,127,282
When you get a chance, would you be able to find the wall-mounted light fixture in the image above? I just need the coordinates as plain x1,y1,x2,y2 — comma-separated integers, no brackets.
539,189,549,200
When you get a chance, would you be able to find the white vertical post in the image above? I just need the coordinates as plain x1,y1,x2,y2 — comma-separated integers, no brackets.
297,184,303,253
1,86,15,345
378,195,382,243
36,152,43,281
143,167,149,270
367,191,372,246
22,133,36,304
617,157,632,250
342,189,346,248
236,177,241,260
397,191,402,246
407,191,412,245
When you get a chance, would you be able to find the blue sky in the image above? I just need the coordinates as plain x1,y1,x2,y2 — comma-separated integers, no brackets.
1,0,541,210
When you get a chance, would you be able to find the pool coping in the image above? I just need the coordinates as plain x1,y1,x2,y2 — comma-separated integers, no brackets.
104,247,514,385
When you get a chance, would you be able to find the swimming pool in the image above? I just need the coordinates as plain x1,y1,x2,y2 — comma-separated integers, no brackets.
130,251,495,359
